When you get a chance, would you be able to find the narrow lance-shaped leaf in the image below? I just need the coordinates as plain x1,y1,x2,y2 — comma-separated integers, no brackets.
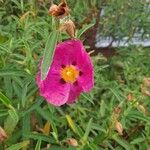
4,106,19,136
82,118,93,143
35,140,42,150
6,140,30,150
41,31,59,80
77,22,95,38
66,115,77,134
112,135,131,150
0,91,12,108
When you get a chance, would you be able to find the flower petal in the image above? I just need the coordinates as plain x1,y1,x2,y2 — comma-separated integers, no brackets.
78,54,94,92
67,83,82,104
36,70,70,106
52,40,85,67
75,42,94,92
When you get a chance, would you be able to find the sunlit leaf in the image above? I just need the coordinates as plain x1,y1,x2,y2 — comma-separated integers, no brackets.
66,115,77,134
41,31,59,80
6,140,30,150
35,140,41,150
0,91,12,108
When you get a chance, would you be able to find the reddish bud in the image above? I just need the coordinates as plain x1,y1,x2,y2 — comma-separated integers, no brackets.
67,138,78,147
127,93,133,102
114,106,122,114
115,121,123,135
0,126,7,143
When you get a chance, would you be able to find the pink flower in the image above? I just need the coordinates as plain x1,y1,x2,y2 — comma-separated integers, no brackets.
36,40,94,106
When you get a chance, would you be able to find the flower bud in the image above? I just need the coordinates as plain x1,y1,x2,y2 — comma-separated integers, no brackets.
143,77,150,87
141,86,150,97
115,121,123,135
141,77,150,96
114,106,122,114
0,126,7,143
67,138,78,147
127,93,133,102
65,20,75,38
59,20,75,38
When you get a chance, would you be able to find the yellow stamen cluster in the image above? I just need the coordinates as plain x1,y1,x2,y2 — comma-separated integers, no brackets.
60,65,79,83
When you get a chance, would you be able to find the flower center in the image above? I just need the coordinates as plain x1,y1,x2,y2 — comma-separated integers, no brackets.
60,65,79,83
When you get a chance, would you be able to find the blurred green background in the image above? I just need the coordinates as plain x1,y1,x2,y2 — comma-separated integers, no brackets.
0,0,150,149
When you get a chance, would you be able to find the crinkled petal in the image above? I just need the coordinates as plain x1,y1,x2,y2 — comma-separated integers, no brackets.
67,84,82,104
36,70,70,106
52,40,85,68
75,43,94,92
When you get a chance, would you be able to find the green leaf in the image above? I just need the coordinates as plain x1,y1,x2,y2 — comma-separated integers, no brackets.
21,98,43,117
88,143,98,150
24,132,55,143
36,106,58,140
77,23,95,38
81,94,94,104
22,113,30,139
6,140,29,150
130,137,145,145
82,118,93,143
0,91,12,107
21,81,30,108
0,34,9,44
35,140,42,150
0,69,28,77
0,111,8,118
4,77,13,99
109,88,123,102
41,31,59,80
99,99,105,117
129,112,150,123
46,146,76,150
4,106,19,135
66,115,78,134
112,135,131,150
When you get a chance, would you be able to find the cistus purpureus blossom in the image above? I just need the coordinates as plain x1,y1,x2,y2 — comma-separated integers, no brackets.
36,40,94,106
